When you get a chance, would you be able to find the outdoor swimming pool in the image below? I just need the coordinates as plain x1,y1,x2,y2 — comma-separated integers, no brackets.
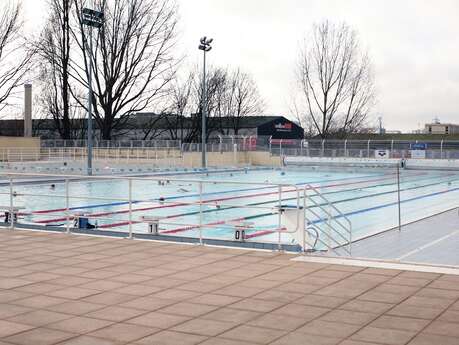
2,166,459,248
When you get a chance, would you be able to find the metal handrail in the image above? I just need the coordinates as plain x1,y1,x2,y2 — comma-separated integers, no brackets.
306,184,352,231
303,184,352,255
0,172,301,250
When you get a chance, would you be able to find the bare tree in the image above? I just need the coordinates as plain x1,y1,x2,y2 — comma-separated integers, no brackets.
297,20,376,138
220,68,264,136
165,73,194,142
36,0,76,139
0,2,33,113
70,0,178,140
164,66,263,142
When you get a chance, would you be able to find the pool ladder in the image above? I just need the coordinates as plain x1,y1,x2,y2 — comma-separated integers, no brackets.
303,184,352,256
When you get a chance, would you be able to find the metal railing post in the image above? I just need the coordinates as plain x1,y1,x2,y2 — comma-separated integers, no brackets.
440,140,444,159
344,139,347,157
268,136,272,156
321,140,325,157
278,185,282,251
128,179,133,239
367,139,371,158
199,181,203,245
391,140,394,158
9,178,14,230
397,164,402,231
303,187,307,252
65,179,70,234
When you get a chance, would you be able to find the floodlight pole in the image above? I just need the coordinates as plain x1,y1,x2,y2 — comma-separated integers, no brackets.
82,8,104,176
87,27,94,176
199,37,212,169
201,49,207,168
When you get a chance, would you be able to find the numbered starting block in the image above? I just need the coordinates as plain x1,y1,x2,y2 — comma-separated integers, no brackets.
141,216,161,235
73,213,97,229
1,206,25,224
230,221,254,242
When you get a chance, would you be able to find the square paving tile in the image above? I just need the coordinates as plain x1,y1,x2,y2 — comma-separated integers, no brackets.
219,324,287,344
85,305,148,322
11,295,68,308
0,320,34,338
46,300,106,315
438,310,459,323
126,311,190,329
158,302,218,317
89,323,159,343
407,333,459,345
272,303,330,319
208,304,264,321
247,313,311,331
0,304,32,319
423,320,459,337
171,318,237,337
7,309,73,327
295,294,348,308
270,332,341,345
4,327,76,345
47,316,113,334
134,330,207,345
320,309,378,325
351,326,417,345
387,305,445,320
83,292,137,305
370,315,430,332
198,338,258,345
46,287,100,300
42,335,122,345
229,298,285,313
189,294,241,307
296,320,361,339
120,296,176,311
339,300,394,314
0,278,33,289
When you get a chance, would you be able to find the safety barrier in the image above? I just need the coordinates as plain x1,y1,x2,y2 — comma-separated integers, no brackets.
0,172,311,251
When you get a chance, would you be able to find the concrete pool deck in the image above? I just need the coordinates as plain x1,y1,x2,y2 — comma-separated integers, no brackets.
0,229,458,345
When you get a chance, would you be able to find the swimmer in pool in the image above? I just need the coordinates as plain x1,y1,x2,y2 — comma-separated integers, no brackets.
50,184,56,189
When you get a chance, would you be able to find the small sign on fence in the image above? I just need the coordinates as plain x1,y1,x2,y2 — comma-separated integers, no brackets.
375,150,390,158
411,150,426,159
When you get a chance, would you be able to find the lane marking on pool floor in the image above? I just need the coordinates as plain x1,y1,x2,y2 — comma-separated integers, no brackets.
396,229,459,261
292,255,459,275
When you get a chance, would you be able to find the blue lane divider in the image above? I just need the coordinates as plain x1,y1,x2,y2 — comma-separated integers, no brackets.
310,184,459,225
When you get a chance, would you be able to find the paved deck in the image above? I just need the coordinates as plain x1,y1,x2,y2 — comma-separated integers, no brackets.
0,229,458,345
348,208,459,266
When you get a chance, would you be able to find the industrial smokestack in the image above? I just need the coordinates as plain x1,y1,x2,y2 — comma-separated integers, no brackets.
24,83,32,137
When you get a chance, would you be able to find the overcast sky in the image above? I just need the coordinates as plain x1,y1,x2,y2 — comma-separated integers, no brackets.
23,0,459,132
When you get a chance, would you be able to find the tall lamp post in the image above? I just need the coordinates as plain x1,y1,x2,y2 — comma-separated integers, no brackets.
82,8,104,176
198,36,213,168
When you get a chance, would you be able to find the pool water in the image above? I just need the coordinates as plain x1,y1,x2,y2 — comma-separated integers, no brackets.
2,167,459,246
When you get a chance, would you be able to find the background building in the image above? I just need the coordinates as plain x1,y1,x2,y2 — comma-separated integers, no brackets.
425,122,459,135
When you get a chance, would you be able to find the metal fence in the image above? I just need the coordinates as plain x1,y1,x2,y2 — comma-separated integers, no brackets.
269,139,459,159
0,147,182,164
41,139,182,149
6,138,459,163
